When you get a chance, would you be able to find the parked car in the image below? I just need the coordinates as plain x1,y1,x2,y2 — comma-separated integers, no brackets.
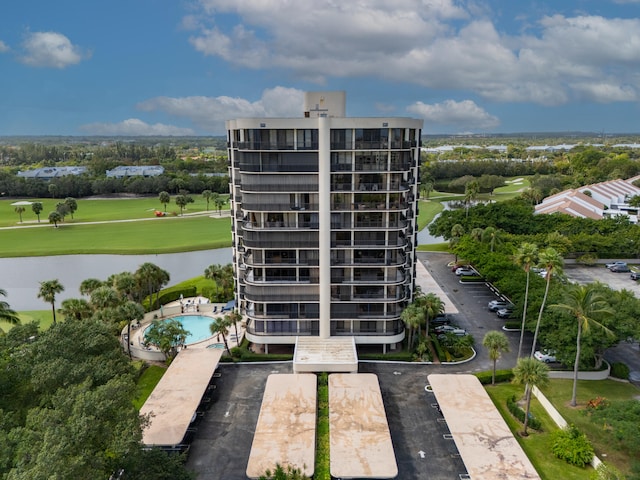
496,307,514,318
434,325,467,336
455,266,478,276
606,261,627,270
534,349,557,363
610,264,630,273
488,299,514,311
631,271,640,281
430,313,451,327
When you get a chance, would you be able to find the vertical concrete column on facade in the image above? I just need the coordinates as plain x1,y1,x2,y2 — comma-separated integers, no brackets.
318,116,331,339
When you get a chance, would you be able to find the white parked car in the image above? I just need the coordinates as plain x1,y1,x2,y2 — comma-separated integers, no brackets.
434,325,467,336
534,350,557,363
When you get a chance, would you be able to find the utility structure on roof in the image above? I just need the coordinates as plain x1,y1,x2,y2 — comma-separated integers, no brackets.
227,91,422,353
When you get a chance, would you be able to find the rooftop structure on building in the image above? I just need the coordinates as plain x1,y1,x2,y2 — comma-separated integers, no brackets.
227,91,422,353
535,178,640,222
105,165,164,178
16,166,87,179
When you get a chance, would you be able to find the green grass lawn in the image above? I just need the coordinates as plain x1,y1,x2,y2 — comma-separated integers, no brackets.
133,365,167,410
0,310,55,332
1,196,230,227
417,200,443,231
0,215,232,256
539,378,640,475
485,383,592,480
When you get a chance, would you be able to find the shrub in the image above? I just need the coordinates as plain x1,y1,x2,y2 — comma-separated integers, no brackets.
475,369,514,385
586,396,609,412
550,425,594,467
504,321,521,330
506,395,542,431
610,362,629,380
576,253,598,266
590,462,625,480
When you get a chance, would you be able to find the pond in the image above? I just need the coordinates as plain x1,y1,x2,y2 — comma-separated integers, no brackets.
0,248,232,311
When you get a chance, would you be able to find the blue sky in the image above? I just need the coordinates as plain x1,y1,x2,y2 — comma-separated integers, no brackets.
1,0,640,136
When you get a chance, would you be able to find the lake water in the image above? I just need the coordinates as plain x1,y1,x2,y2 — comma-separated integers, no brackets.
2,219,443,311
1,248,232,310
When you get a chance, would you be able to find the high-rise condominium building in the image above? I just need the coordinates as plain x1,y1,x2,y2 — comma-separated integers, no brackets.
227,92,422,352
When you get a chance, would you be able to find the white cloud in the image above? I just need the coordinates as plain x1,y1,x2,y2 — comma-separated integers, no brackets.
184,1,640,106
407,99,500,130
20,31,88,68
0,40,9,53
137,86,305,133
79,119,195,136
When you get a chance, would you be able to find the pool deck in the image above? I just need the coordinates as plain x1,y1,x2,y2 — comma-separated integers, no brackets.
123,297,245,360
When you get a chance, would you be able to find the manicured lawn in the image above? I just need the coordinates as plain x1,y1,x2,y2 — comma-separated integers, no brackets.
0,215,232,256
485,383,591,480
0,196,229,227
417,200,443,231
540,378,640,475
133,365,167,410
0,310,55,332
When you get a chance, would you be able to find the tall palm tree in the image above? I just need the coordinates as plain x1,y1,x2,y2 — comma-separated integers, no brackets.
400,304,421,349
90,286,121,310
482,331,510,385
210,316,232,355
464,180,479,217
79,278,104,297
0,288,20,332
38,279,64,324
512,357,549,436
530,247,563,357
159,191,170,212
202,189,212,210
481,226,502,252
449,224,465,261
14,206,25,223
551,284,614,407
513,242,538,359
227,310,243,340
420,292,444,335
470,227,484,242
135,263,170,309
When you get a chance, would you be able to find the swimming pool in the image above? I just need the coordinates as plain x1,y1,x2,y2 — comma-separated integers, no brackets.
149,315,218,345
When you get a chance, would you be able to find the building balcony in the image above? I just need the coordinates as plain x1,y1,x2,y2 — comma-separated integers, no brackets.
243,221,319,230
242,203,319,211
246,318,320,336
240,183,318,192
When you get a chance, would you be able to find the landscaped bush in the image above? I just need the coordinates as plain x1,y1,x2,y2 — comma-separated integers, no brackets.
143,285,197,310
576,253,598,266
609,362,629,380
506,395,542,431
504,321,521,330
431,334,447,362
475,369,514,385
549,425,594,467
359,351,413,361
459,275,485,282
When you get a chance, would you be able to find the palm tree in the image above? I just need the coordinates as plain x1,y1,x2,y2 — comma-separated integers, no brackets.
135,263,170,309
227,310,243,340
0,288,20,332
530,247,563,357
59,298,93,322
31,201,43,222
79,278,104,297
449,224,465,261
159,191,170,212
210,316,232,355
90,286,121,310
202,189,212,210
400,304,421,349
482,331,510,385
14,206,25,223
513,242,538,359
420,292,444,334
48,211,62,228
551,284,614,407
470,227,484,242
464,180,479,217
38,279,64,324
512,357,549,436
481,226,502,252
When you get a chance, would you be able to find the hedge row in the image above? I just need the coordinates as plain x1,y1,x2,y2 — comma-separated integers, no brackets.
506,394,542,431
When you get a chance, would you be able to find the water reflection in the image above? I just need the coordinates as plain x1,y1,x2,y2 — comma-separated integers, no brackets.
1,248,232,311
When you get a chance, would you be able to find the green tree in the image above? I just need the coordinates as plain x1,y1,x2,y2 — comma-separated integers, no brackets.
0,288,20,332
59,298,92,322
55,201,70,221
14,206,25,223
213,194,225,215
49,211,62,228
159,191,170,212
531,247,563,356
482,331,510,385
175,195,188,215
135,263,170,309
481,226,502,253
464,180,480,217
48,183,58,199
513,242,538,359
551,284,614,407
37,279,64,324
512,357,549,435
79,278,103,296
418,292,444,334
64,197,78,219
422,180,434,200
209,316,232,355
400,303,422,349
144,318,190,360
31,201,43,223
90,285,121,310
202,189,212,210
